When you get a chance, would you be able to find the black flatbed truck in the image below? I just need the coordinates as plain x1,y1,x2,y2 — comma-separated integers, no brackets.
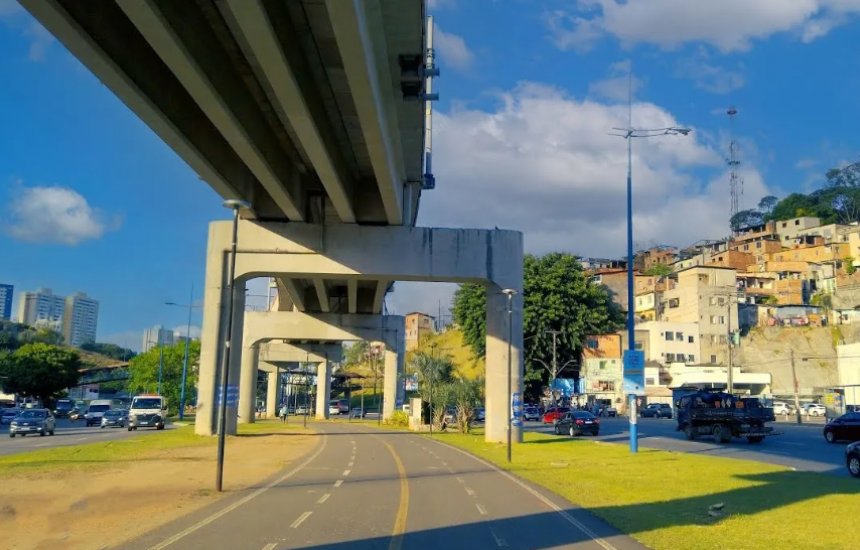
675,388,776,444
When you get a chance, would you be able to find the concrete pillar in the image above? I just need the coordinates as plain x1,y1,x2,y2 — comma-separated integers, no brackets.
315,361,331,419
265,367,279,419
195,219,247,436
484,284,524,443
238,343,259,423
383,347,399,420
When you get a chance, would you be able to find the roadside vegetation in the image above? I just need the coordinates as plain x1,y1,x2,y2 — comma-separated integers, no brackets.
433,429,860,549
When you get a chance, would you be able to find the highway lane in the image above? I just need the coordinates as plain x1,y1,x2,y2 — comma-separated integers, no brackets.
125,422,645,550
0,418,174,456
526,416,850,476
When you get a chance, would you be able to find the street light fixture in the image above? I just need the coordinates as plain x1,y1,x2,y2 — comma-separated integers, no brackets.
215,198,250,493
166,284,200,421
610,71,691,454
501,288,517,463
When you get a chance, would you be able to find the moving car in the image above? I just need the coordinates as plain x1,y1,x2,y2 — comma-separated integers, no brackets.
641,403,673,419
803,403,826,417
100,409,127,429
542,406,570,424
349,408,366,418
823,412,860,443
0,408,21,425
847,441,860,478
53,399,75,418
554,411,600,437
9,409,55,437
128,395,167,430
85,403,111,427
523,406,541,422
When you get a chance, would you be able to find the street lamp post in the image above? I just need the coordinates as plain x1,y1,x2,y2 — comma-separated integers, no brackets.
611,72,691,454
215,198,250,493
166,284,198,421
501,288,517,463
157,330,165,395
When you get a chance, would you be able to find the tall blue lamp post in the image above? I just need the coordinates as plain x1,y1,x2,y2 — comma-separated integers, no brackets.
611,73,690,453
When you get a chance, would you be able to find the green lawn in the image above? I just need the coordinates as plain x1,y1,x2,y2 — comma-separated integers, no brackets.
431,430,860,550
0,419,308,475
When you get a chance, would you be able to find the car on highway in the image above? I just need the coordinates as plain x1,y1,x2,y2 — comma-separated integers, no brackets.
523,406,541,422
0,408,22,425
84,403,111,426
554,410,600,437
847,441,860,478
53,398,76,418
295,405,310,415
69,408,83,421
474,407,486,422
349,408,366,418
100,409,128,429
9,409,55,437
823,412,860,443
542,406,570,424
802,403,826,417
329,405,340,416
641,403,673,419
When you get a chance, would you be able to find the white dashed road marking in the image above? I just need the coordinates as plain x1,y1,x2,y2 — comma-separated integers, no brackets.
342,469,351,477
261,543,278,550
490,528,508,547
290,511,312,529
317,493,331,504
334,480,344,488
465,488,475,497
476,504,488,516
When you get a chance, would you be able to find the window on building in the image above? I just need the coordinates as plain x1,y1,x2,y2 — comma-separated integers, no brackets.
665,332,674,341
744,244,749,251
597,381,616,392
687,354,695,363
711,354,717,363
719,335,727,344
688,335,695,343
586,338,598,349
675,331,683,340
666,353,675,362
782,222,787,228
646,377,656,386
719,315,726,324
795,220,800,225
668,298,680,308
635,342,643,350
599,360,607,369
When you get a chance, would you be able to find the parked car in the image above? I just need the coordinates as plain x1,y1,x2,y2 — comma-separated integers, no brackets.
295,405,310,415
772,402,795,415
542,407,570,424
802,403,826,417
554,411,600,437
523,406,541,422
0,408,22,425
329,405,341,416
474,407,486,422
349,408,366,418
100,409,127,429
9,409,55,437
847,441,860,478
641,403,673,419
824,412,860,443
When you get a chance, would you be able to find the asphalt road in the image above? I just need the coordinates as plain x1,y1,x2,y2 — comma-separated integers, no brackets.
125,422,645,550
0,418,173,456
525,416,850,476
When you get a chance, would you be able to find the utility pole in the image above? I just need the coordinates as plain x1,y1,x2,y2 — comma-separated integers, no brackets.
548,329,560,402
791,350,802,425
727,296,734,395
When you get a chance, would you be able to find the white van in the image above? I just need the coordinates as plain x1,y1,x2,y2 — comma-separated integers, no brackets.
128,394,167,430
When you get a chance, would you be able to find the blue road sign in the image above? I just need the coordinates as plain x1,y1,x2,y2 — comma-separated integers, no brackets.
512,392,523,426
623,350,645,395
216,384,240,406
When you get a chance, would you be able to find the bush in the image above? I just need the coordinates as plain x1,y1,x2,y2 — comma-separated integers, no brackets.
385,410,409,427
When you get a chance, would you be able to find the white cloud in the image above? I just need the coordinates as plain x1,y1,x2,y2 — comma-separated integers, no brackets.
434,25,474,73
546,0,860,53
675,49,746,94
24,21,53,62
588,60,643,101
172,325,202,339
5,184,119,245
418,83,772,258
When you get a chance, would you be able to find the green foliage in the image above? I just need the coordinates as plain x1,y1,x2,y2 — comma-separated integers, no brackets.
451,377,483,433
0,343,81,404
341,341,370,369
79,342,136,360
845,257,857,275
758,195,778,215
0,322,66,351
127,341,200,415
408,351,454,403
452,252,624,400
643,264,672,277
730,209,764,231
384,410,409,427
765,166,860,225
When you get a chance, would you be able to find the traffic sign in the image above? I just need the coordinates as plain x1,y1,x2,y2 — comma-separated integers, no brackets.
623,350,646,395
216,384,240,406
511,392,523,425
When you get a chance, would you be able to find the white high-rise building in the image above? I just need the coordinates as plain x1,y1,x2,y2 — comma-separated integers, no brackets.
63,292,99,347
142,325,175,353
16,288,65,332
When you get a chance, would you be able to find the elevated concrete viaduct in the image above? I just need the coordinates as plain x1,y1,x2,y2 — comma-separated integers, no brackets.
24,0,525,444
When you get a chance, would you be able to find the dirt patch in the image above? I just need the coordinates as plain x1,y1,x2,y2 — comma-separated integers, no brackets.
0,431,317,550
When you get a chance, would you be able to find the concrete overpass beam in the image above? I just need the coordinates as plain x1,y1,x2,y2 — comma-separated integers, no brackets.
313,279,331,313
348,279,359,314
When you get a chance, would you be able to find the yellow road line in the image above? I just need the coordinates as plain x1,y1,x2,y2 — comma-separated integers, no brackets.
380,438,409,550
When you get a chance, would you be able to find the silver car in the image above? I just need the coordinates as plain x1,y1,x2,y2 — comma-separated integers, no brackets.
9,409,55,437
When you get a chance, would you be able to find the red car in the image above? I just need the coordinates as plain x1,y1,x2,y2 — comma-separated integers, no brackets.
542,407,570,424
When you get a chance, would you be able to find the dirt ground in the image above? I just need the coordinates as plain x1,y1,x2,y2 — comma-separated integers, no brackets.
0,430,317,550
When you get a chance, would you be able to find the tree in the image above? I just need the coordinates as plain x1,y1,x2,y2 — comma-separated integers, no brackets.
451,376,483,433
758,195,778,215
127,341,200,415
452,253,624,400
643,264,672,277
826,161,860,188
0,343,81,405
730,209,764,231
407,351,455,429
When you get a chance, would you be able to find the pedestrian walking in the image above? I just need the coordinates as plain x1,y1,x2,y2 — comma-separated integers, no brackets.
279,404,288,422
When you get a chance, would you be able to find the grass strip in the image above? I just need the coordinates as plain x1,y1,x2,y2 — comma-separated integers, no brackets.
431,429,860,550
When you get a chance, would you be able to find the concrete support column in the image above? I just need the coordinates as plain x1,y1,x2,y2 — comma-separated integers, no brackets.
195,220,247,435
266,367,279,419
383,347,401,420
315,362,331,419
238,343,259,424
484,284,523,443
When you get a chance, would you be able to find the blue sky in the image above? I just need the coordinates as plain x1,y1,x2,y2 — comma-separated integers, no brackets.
2,0,859,348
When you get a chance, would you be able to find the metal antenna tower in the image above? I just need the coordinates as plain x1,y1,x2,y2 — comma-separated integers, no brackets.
727,106,743,230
